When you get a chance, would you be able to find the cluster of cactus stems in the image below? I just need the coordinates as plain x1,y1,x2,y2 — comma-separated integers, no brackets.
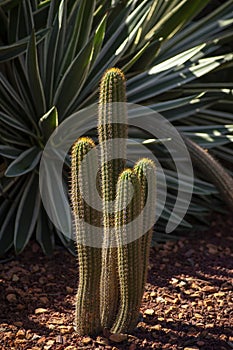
70,68,156,335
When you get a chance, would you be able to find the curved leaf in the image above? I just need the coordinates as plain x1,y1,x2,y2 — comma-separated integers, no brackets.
26,29,46,117
0,28,48,62
36,205,54,255
14,172,40,254
39,106,58,141
0,179,24,256
0,145,21,159
53,38,94,117
5,146,41,177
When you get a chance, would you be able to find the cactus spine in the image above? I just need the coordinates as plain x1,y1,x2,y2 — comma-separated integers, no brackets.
70,68,156,335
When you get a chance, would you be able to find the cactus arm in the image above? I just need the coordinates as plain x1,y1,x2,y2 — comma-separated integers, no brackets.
71,137,102,335
98,68,128,329
134,158,156,299
111,169,143,333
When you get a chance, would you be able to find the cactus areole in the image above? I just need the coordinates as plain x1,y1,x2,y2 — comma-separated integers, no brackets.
70,68,156,335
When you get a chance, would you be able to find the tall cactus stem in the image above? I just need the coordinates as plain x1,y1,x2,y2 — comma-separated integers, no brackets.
111,169,143,333
98,68,128,328
71,137,102,335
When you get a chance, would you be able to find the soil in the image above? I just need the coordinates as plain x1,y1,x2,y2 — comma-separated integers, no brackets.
0,214,232,350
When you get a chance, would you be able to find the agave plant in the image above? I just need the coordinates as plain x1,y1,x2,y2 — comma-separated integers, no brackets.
0,0,233,255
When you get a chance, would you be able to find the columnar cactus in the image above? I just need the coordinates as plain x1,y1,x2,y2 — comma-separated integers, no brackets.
70,68,156,335
111,169,143,333
71,137,102,335
98,68,127,328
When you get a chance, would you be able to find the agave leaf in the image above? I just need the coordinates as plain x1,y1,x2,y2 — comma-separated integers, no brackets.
0,179,24,256
53,0,67,84
55,228,76,255
40,162,72,239
67,0,96,57
33,3,50,29
53,38,94,117
160,0,233,59
14,172,40,254
127,44,208,91
76,1,151,104
0,28,48,62
0,176,19,196
39,106,58,141
26,28,46,118
183,132,233,148
0,112,38,137
157,203,192,229
127,54,233,102
149,94,208,112
11,59,40,126
0,0,21,11
5,146,41,177
163,169,218,195
36,205,55,255
0,145,21,159
0,128,31,147
213,146,233,163
146,0,211,42
91,14,107,66
0,72,30,114
43,13,61,103
21,0,34,37
8,2,20,44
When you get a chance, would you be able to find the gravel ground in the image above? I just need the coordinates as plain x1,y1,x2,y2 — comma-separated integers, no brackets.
0,214,232,350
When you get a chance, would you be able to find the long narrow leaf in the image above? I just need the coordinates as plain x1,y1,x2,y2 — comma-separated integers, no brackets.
36,205,55,255
53,38,94,117
5,146,41,177
26,29,46,118
14,172,40,254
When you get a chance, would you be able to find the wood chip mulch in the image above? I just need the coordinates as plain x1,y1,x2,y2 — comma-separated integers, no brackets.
0,214,232,350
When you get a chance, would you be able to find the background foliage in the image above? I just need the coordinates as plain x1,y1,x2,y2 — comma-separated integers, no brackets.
0,0,233,255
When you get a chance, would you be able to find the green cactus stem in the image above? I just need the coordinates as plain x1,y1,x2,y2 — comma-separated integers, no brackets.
134,158,156,299
98,68,128,329
71,137,102,335
111,169,143,333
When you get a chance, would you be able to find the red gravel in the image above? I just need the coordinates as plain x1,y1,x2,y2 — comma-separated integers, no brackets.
0,214,232,350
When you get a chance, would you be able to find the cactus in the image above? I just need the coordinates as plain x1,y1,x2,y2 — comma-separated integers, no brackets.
111,169,143,333
71,137,102,335
70,68,156,335
98,68,128,329
134,158,156,299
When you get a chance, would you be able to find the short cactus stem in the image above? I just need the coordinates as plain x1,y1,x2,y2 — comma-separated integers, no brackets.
71,137,102,335
111,169,143,333
134,158,156,298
